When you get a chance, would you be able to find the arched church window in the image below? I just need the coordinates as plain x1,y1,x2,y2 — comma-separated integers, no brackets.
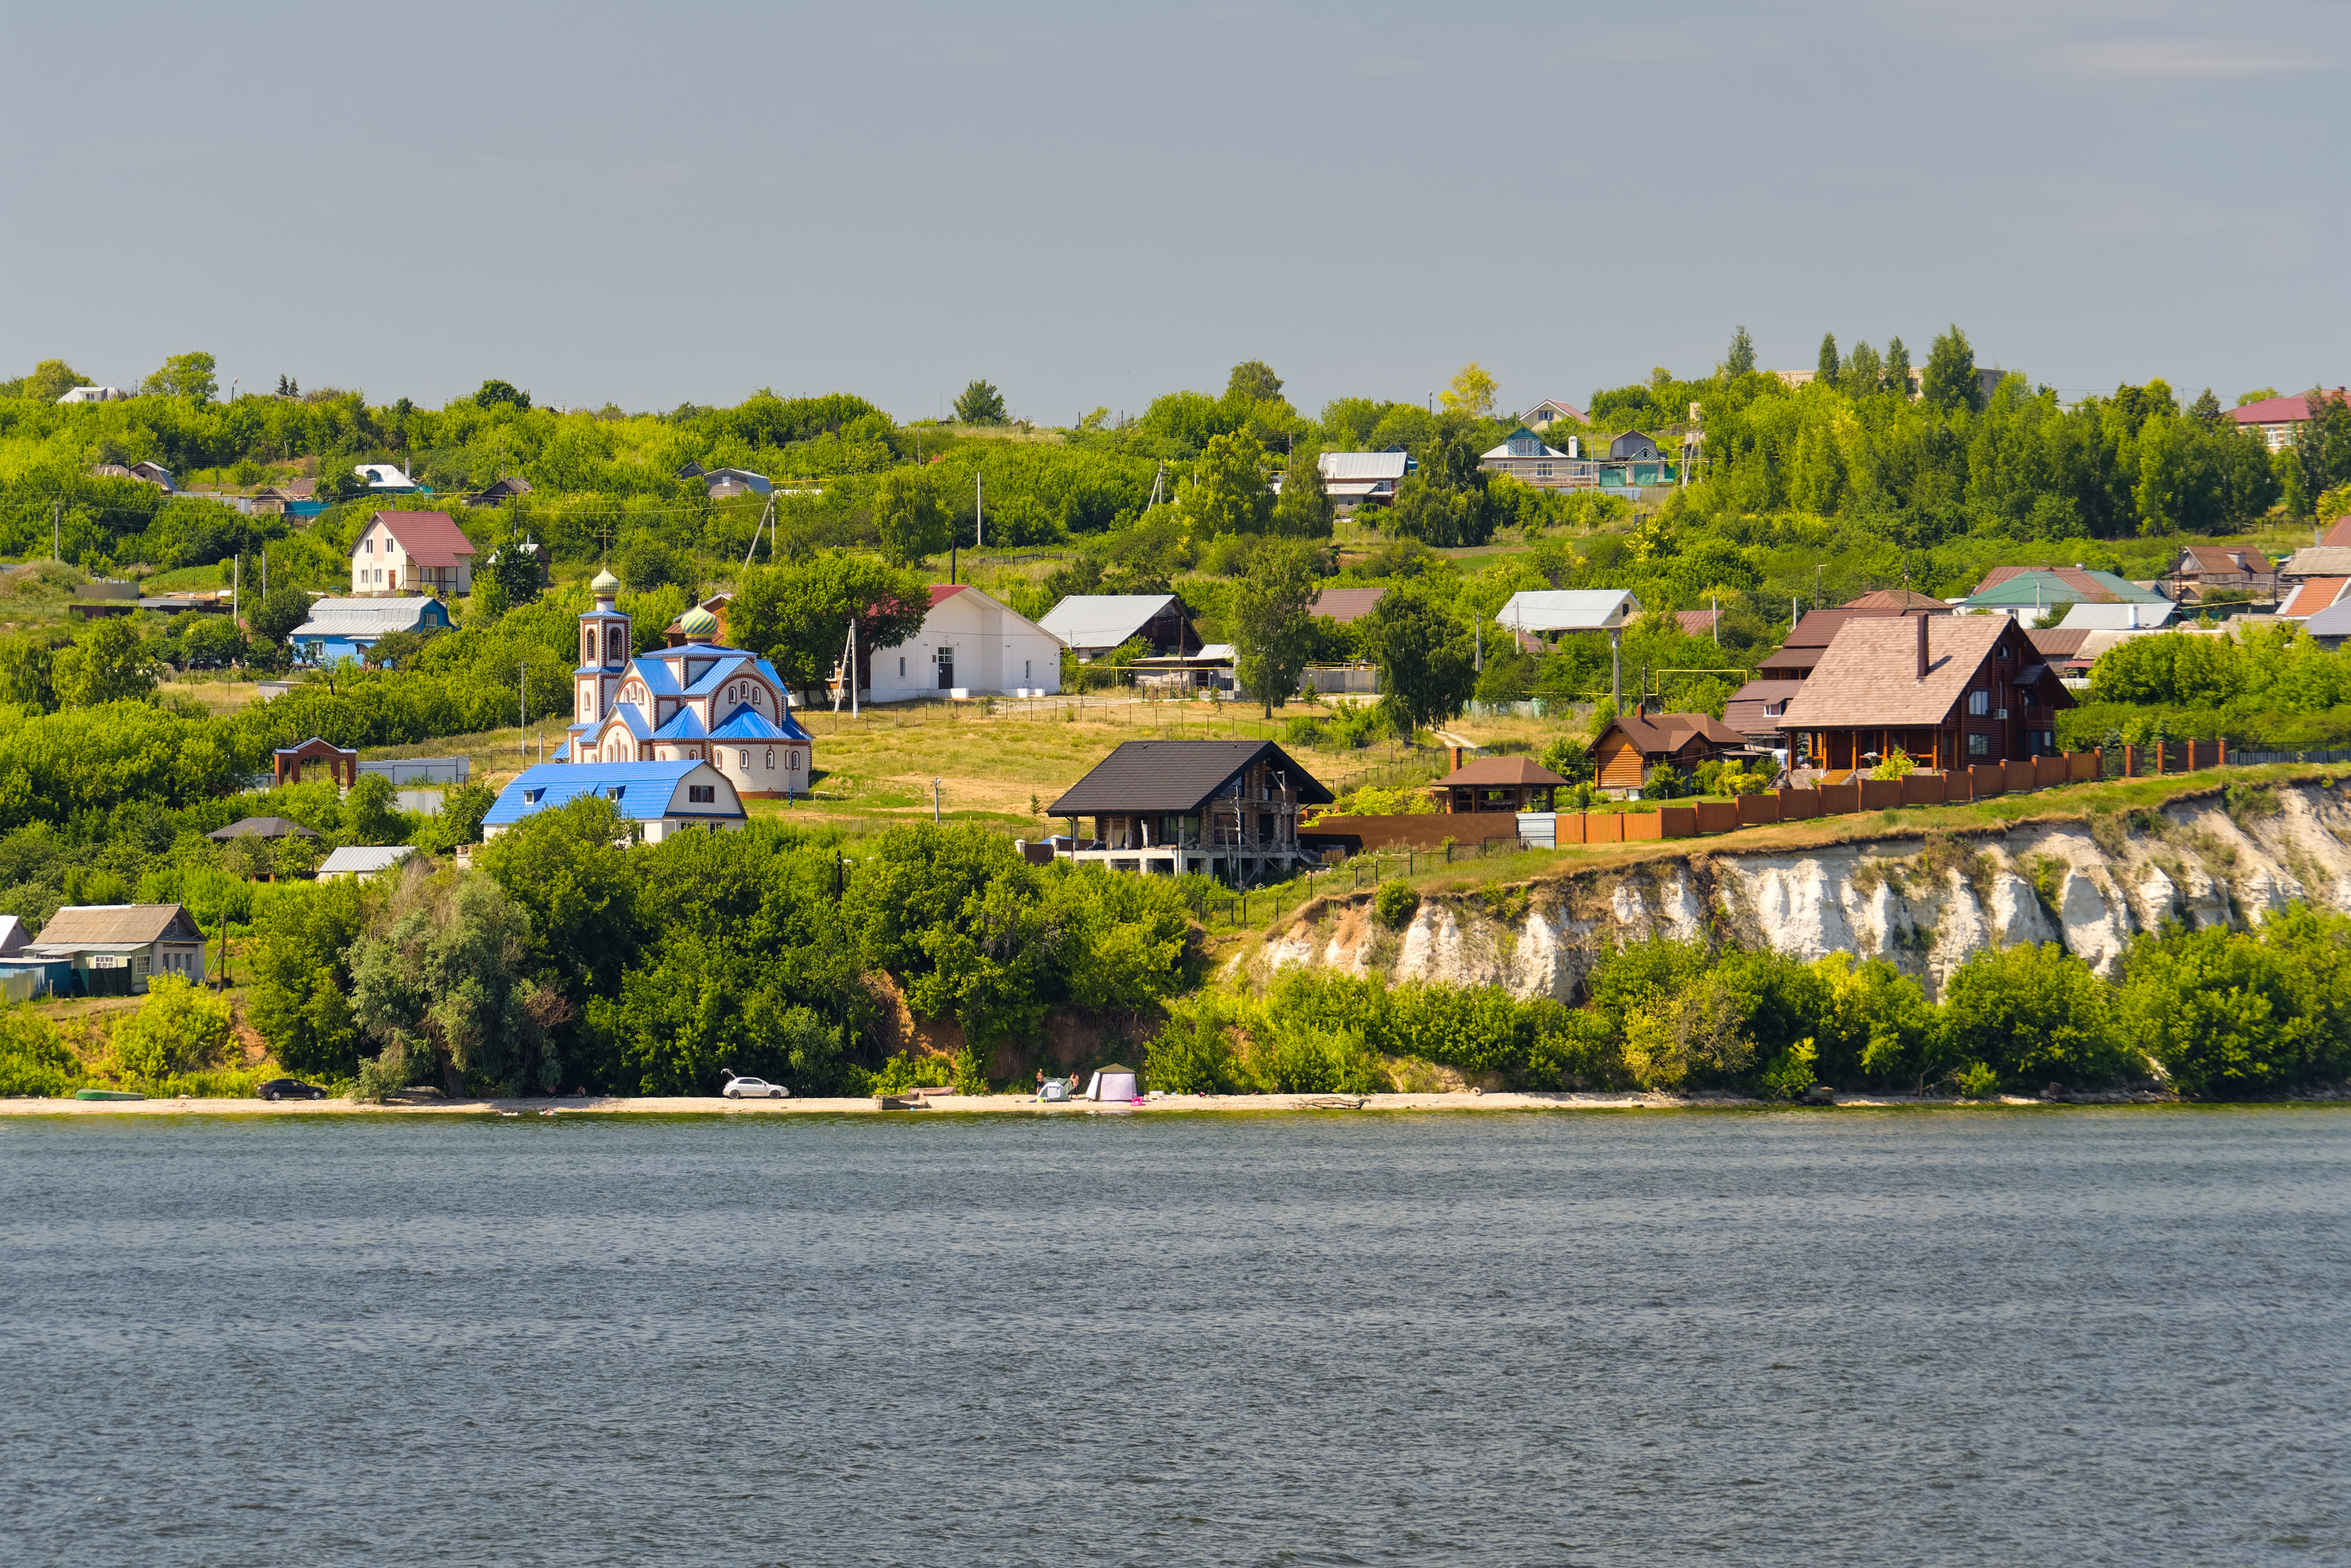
764,748,775,770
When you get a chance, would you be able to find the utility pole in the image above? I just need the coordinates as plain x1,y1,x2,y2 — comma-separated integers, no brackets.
1711,592,1719,647
932,778,942,823
52,499,60,560
233,556,240,624
976,472,983,551
520,661,527,757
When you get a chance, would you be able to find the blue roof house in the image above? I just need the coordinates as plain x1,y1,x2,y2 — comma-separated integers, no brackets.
289,596,453,666
482,761,747,844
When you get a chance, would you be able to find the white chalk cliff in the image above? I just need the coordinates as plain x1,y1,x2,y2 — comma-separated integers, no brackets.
1269,782,2351,1002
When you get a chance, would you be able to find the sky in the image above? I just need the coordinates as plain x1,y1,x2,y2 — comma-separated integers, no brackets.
3,1,2343,423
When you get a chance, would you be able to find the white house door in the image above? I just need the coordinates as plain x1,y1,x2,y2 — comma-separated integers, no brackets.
937,645,954,689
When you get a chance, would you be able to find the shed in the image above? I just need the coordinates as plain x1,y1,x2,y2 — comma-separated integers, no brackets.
1037,594,1199,659
290,596,452,666
29,904,208,993
317,845,417,882
1592,713,1744,791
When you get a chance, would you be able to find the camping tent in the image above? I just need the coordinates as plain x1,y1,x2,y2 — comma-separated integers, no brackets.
1085,1065,1139,1101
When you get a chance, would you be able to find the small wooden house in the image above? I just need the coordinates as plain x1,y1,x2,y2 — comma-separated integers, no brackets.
1591,713,1744,792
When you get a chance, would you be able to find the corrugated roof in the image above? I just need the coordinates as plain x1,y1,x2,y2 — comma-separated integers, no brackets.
2177,546,2271,574
1311,587,1387,624
2282,547,2351,578
1318,452,1409,481
1777,616,2057,730
1964,566,2165,606
929,584,969,607
483,762,742,826
1673,609,1721,636
291,597,444,639
318,846,415,874
710,706,812,741
2282,578,2351,619
1036,594,1184,650
1046,740,1332,816
34,904,202,948
2230,391,2345,426
2056,600,2175,630
1492,589,1642,633
362,511,477,568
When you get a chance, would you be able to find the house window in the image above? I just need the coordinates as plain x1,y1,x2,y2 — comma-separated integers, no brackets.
738,750,749,771
789,751,801,770
133,955,150,978
1024,659,1031,681
899,656,906,678
2018,689,2034,709
1967,689,1989,715
689,785,715,804
1535,463,1552,478
764,748,775,770
1967,733,1991,758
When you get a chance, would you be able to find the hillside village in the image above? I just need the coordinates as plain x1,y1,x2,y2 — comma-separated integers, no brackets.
2,344,2350,1108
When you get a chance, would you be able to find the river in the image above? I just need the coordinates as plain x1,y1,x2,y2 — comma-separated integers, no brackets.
2,1106,2345,1564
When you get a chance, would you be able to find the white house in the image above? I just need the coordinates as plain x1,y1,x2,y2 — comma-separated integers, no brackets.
57,385,135,404
562,574,813,800
356,463,420,491
864,585,1063,701
350,511,477,597
1521,399,1587,433
482,761,747,843
1479,427,1594,488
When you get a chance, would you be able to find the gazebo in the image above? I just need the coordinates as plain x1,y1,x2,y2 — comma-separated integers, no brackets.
1428,754,1569,814
272,737,359,789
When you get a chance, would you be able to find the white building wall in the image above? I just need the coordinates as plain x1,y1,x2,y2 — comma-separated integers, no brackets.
863,591,1063,701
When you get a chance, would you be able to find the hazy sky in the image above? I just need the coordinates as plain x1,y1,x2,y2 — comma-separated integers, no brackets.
4,1,2342,422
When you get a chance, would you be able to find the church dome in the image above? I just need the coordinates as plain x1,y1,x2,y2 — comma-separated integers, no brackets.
680,604,719,641
590,568,620,594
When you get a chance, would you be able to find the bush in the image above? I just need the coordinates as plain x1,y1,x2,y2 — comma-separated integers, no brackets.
1869,749,1918,781
1938,943,2131,1090
107,974,234,1083
1373,879,1419,929
0,1007,82,1097
1144,1011,1247,1094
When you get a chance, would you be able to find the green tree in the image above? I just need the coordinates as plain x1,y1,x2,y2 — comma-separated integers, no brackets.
1922,324,1981,412
53,619,160,708
415,782,496,855
19,359,94,402
1231,537,1320,716
1938,942,2129,1089
873,466,952,565
473,379,531,410
487,538,545,607
348,867,568,1094
727,553,931,698
1439,362,1498,420
249,582,312,650
1722,325,1756,377
1226,360,1284,403
247,877,368,1077
2297,389,2351,511
953,379,1007,424
1361,580,1476,732
1884,336,1912,395
1816,333,1840,381
340,773,405,846
474,795,638,1000
842,823,1049,1044
1268,444,1333,539
142,351,219,402
1183,429,1272,536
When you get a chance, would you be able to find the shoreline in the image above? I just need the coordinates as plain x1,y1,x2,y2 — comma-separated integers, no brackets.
4,1087,2314,1117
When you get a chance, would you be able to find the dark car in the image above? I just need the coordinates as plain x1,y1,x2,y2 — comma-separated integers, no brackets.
256,1078,328,1102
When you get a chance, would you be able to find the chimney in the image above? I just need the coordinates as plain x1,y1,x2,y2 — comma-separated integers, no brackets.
1449,745,1464,773
1916,613,1930,681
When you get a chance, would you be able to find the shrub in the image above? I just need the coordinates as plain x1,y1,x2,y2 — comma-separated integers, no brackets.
1869,748,1918,781
1144,1013,1246,1094
107,974,234,1083
0,1007,81,1097
1938,943,2130,1089
1760,1038,1817,1100
1373,879,1419,929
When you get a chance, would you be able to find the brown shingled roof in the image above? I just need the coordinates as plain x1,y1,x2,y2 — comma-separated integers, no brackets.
1841,588,1948,611
1604,712,1744,756
1434,755,1568,787
1311,587,1388,624
365,511,478,569
1777,615,2020,731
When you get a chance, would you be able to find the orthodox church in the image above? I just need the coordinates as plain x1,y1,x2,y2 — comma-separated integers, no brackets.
559,570,813,798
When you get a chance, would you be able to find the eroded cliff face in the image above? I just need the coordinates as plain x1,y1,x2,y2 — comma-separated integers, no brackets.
1264,782,2351,1002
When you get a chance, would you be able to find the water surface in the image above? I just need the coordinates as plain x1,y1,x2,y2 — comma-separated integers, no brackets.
3,1106,2345,1565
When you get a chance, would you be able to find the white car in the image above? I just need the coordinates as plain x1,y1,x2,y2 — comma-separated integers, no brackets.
721,1074,789,1100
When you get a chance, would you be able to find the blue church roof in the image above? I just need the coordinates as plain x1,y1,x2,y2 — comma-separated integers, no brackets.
482,762,742,827
710,706,811,741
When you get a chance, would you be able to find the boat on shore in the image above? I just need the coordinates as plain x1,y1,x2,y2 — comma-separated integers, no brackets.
73,1089,146,1102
